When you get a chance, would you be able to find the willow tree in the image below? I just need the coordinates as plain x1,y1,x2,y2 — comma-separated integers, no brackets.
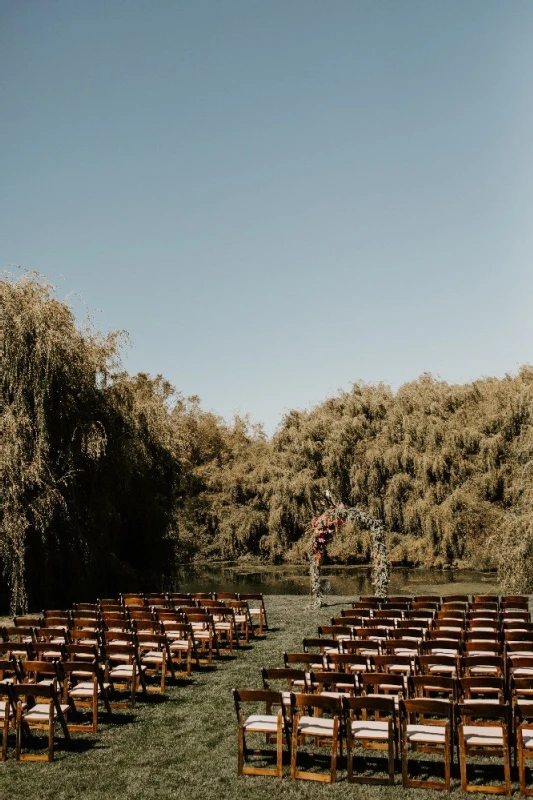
309,499,389,607
0,274,181,613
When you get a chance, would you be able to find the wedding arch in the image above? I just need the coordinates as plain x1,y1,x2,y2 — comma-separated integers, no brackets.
308,495,389,607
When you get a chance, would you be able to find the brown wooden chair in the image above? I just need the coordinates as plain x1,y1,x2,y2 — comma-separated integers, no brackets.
162,621,198,676
290,693,342,782
137,632,174,692
418,653,459,677
103,643,146,707
324,652,369,686
457,701,511,795
233,689,289,778
0,683,15,761
458,676,505,704
407,608,435,621
361,672,405,708
13,680,70,761
411,674,457,701
239,593,268,634
343,694,396,784
302,637,339,656
62,661,111,733
186,613,220,662
400,697,453,791
283,652,324,673
225,601,254,643
261,667,307,706
372,654,413,678
462,654,504,679
308,670,357,699
514,688,533,794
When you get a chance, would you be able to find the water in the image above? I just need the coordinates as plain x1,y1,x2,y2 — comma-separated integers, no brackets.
174,562,499,597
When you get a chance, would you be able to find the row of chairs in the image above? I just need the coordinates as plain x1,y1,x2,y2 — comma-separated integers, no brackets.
0,590,269,761
233,687,524,793
233,593,533,794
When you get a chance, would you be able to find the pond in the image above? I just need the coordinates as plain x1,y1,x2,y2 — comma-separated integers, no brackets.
174,562,500,597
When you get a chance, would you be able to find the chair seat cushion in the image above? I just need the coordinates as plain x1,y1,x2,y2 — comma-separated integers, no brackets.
24,703,70,722
463,725,504,746
521,730,533,749
428,665,456,675
351,719,389,740
298,716,336,737
469,666,499,674
141,652,164,663
244,714,280,733
407,724,446,744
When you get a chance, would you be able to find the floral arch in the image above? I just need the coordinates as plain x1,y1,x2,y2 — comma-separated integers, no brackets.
309,497,390,607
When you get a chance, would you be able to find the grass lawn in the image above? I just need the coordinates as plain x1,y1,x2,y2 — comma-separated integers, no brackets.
1,595,517,799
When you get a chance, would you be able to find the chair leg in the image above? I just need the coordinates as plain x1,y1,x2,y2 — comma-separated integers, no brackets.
237,725,244,776
459,727,468,792
276,716,283,778
330,719,339,783
48,704,54,762
503,742,512,797
1,711,8,761
290,723,298,778
388,735,395,785
15,703,22,761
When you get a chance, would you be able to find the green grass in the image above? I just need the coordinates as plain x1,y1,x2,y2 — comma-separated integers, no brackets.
0,596,518,799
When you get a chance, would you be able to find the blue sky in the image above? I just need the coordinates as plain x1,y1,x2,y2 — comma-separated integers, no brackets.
2,1,533,433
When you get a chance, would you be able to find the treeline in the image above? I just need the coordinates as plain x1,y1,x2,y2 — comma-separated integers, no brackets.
1,275,533,611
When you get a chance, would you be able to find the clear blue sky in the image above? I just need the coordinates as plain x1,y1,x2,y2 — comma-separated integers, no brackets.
2,1,533,433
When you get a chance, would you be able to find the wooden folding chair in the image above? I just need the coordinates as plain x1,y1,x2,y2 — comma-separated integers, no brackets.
515,694,533,794
0,678,18,761
103,643,146,707
343,694,396,784
4,626,37,660
163,621,198,676
261,667,307,706
308,670,357,699
302,637,339,656
226,601,254,644
137,631,175,691
209,606,239,653
14,680,70,761
290,693,342,782
412,674,457,701
239,593,268,634
186,613,220,663
462,654,504,679
283,652,324,674
361,672,405,710
418,653,459,678
457,701,511,795
400,697,453,790
62,661,111,733
233,689,289,778
326,652,370,686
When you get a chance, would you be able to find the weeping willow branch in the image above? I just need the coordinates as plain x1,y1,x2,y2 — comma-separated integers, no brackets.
308,502,390,608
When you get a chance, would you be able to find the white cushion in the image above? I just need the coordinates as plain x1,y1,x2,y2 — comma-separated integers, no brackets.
298,716,336,737
463,725,504,746
407,724,446,744
24,703,69,722
351,719,390,740
521,731,533,749
244,714,279,733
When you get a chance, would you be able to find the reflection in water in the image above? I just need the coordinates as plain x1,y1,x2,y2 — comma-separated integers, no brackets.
173,563,499,596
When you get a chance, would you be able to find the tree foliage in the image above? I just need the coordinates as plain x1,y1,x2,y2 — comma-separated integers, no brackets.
2,273,533,611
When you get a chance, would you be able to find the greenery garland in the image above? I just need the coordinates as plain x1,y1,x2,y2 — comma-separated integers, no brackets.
308,501,390,607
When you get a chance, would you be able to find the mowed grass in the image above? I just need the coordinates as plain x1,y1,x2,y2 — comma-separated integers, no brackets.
1,595,517,800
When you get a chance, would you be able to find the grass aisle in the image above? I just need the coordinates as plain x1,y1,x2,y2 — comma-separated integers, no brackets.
2,596,496,799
